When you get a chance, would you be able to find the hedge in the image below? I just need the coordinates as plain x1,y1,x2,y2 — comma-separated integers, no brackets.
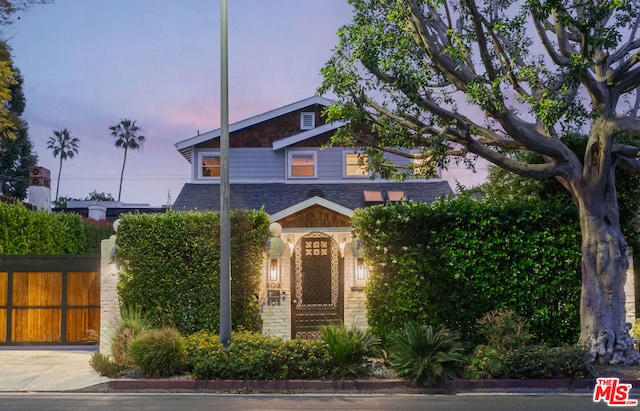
116,209,270,335
354,196,582,347
0,201,87,254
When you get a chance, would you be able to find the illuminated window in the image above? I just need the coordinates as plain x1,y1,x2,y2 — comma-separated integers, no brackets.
345,153,368,177
201,154,221,178
289,152,316,178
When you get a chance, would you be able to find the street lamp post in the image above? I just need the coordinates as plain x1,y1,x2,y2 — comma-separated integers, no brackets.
219,0,231,348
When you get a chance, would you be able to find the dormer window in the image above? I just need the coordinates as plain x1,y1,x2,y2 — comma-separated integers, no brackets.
300,112,315,130
199,153,221,178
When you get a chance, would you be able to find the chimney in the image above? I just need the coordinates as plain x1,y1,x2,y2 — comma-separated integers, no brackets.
28,166,51,212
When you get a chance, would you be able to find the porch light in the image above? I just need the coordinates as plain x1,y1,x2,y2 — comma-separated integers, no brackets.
288,240,294,253
269,259,279,282
339,239,347,257
356,258,368,281
108,244,119,276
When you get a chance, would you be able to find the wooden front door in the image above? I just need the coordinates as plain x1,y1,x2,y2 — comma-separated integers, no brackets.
291,232,343,339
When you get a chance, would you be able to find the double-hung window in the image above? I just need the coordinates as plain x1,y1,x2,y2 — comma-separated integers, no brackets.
288,151,316,178
344,153,369,177
199,153,221,178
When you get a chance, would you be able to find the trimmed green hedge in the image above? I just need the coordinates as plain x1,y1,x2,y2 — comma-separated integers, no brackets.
116,209,270,335
355,196,582,347
0,202,87,254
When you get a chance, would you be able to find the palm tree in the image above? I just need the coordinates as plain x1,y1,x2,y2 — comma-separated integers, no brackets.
109,118,145,202
46,128,79,202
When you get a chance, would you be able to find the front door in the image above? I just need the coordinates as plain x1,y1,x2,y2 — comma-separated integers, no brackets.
291,232,343,339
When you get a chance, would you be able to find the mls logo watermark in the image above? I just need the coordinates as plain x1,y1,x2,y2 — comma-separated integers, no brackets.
593,378,638,407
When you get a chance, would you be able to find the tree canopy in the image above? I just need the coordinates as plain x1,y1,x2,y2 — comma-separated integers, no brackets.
320,0,640,364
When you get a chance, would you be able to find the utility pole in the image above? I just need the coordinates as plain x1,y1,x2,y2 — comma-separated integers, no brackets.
219,0,231,348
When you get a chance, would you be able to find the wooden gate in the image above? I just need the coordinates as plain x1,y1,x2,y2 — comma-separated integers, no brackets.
291,232,343,339
0,255,100,345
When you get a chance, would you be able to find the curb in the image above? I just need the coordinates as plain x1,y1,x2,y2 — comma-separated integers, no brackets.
77,377,640,394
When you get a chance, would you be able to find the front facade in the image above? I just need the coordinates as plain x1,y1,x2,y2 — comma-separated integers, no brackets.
173,96,453,339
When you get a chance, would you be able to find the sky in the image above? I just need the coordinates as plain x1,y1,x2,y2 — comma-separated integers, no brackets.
7,0,486,207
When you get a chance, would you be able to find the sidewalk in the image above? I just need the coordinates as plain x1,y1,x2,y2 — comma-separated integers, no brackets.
0,348,638,394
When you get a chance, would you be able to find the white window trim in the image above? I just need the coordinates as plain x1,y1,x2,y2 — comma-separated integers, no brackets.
197,151,221,179
288,150,317,179
300,112,315,130
343,151,370,178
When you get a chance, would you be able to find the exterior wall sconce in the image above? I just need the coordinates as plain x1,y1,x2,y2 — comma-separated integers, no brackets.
269,259,279,283
356,258,368,281
108,244,119,276
339,239,347,257
288,240,294,254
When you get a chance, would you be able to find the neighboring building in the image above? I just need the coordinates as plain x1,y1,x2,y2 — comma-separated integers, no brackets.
173,95,453,339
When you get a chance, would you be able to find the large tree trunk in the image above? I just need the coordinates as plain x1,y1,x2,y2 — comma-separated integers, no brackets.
577,197,640,365
574,120,640,365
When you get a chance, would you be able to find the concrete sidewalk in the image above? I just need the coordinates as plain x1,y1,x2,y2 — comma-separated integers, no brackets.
0,349,109,392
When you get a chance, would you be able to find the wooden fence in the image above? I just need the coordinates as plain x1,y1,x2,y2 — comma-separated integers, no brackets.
0,255,100,345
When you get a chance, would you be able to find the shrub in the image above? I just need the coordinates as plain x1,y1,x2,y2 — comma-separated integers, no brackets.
184,330,331,380
320,324,381,380
90,352,122,378
0,201,87,254
356,197,582,346
110,305,150,370
387,322,464,387
463,345,504,380
117,209,269,334
82,217,114,254
128,327,186,378
476,309,535,352
501,344,594,379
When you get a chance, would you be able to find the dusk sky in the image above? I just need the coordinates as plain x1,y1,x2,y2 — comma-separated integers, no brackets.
8,0,485,206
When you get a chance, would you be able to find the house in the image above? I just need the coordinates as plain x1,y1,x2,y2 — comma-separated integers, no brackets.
173,96,453,339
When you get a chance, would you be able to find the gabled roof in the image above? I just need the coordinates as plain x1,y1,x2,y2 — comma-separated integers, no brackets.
175,95,336,158
269,196,353,222
272,120,346,151
172,181,453,215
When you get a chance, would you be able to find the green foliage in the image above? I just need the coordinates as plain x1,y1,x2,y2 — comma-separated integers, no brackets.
82,217,114,254
110,305,150,371
89,352,122,378
464,345,503,380
128,327,186,378
0,201,87,254
184,330,331,380
320,324,381,380
356,196,581,346
387,322,464,387
501,344,594,379
631,318,640,344
477,309,535,352
116,209,269,334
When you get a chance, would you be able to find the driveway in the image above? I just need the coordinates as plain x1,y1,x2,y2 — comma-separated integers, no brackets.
0,348,108,392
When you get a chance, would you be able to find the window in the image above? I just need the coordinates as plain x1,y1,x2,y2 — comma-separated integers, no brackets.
345,153,368,177
388,191,406,201
200,154,221,178
300,112,315,130
289,152,316,178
